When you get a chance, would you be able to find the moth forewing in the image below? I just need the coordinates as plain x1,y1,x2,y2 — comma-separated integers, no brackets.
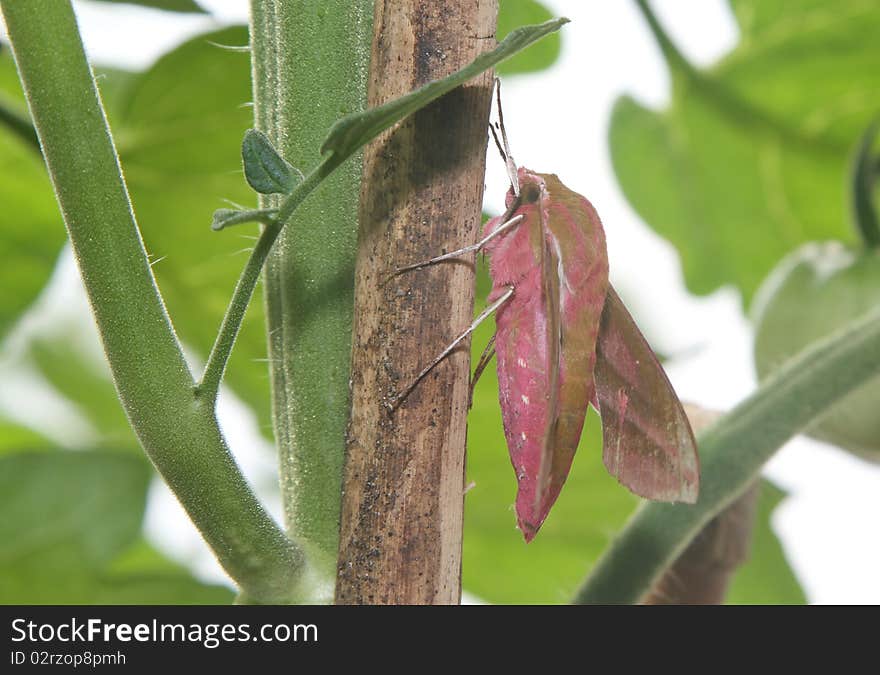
535,225,562,512
533,175,610,523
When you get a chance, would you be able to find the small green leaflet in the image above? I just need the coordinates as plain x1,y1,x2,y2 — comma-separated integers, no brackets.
241,129,303,195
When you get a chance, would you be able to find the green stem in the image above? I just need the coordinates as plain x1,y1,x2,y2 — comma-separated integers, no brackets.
198,154,338,404
250,0,373,594
851,118,880,249
632,0,698,77
1,0,303,603
199,221,281,404
574,306,880,604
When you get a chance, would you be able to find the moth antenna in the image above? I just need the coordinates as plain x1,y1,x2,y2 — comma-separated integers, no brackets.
493,77,519,196
489,123,507,163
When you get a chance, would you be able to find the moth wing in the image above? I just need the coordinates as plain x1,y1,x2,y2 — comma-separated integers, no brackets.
535,235,562,509
594,286,699,503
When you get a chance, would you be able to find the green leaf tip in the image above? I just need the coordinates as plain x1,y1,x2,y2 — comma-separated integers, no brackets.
851,117,880,250
211,207,278,231
319,17,570,160
241,128,303,195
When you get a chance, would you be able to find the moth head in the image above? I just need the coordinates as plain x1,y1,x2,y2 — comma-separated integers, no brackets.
516,169,546,206
520,181,541,204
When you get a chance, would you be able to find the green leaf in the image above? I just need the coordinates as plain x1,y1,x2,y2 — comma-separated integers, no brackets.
90,0,207,13
0,451,232,603
0,451,149,601
27,333,139,449
610,0,880,304
0,60,139,347
0,42,28,114
321,17,569,159
93,66,141,122
496,0,561,75
101,539,234,604
85,574,233,604
0,51,66,343
241,128,301,195
726,481,806,604
0,97,38,150
0,417,50,455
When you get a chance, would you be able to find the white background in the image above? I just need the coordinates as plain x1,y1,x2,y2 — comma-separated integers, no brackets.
2,0,878,604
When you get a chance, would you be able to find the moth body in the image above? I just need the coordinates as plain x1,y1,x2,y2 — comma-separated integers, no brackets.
483,168,609,540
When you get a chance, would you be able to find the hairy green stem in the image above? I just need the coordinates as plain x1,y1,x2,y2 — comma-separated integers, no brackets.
250,0,373,596
1,0,303,603
574,307,880,604
198,155,338,404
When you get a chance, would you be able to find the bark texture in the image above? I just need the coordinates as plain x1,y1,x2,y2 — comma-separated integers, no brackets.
336,0,498,604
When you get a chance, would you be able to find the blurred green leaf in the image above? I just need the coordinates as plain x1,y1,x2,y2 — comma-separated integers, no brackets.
101,539,234,604
496,0,561,76
0,51,66,343
86,574,232,604
727,481,806,604
0,452,149,587
90,0,207,13
0,451,232,603
0,58,141,348
27,334,139,449
0,418,50,455
93,66,141,121
850,118,880,248
610,0,880,304
0,44,27,110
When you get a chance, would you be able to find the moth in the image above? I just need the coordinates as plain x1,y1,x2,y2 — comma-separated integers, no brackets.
392,85,699,541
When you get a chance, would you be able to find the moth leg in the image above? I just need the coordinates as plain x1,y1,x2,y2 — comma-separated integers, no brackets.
468,333,496,409
391,214,523,278
387,286,514,412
